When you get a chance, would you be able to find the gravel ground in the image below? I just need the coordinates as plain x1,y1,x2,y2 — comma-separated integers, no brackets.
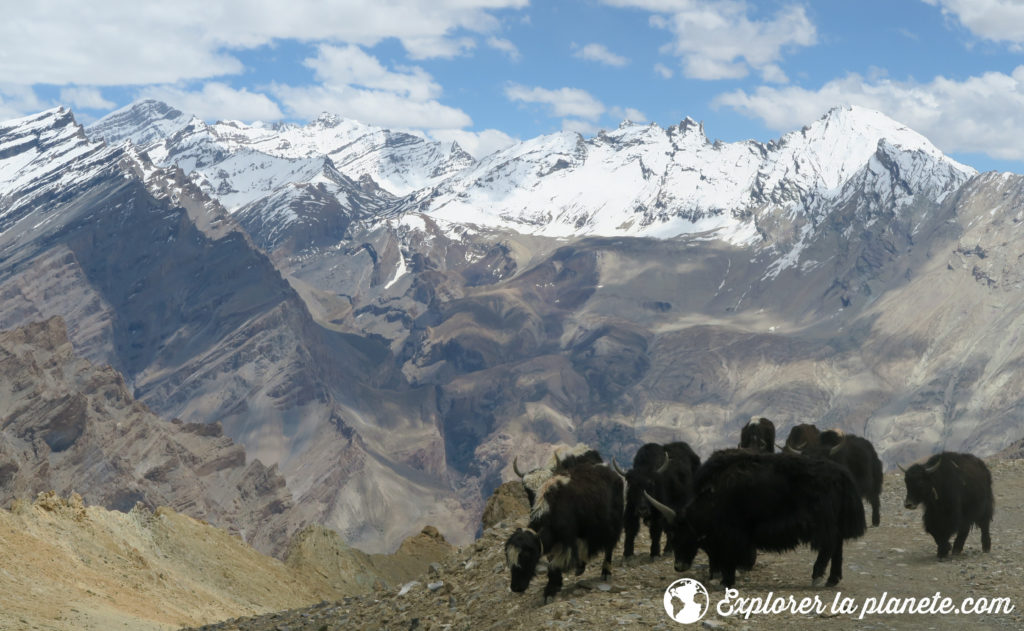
183,459,1024,631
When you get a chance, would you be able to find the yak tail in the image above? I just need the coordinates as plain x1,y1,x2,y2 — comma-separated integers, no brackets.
840,473,867,539
871,455,883,498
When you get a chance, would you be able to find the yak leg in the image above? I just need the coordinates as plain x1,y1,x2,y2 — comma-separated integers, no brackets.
811,546,832,587
572,542,586,576
543,568,563,604
981,519,992,553
870,495,881,527
649,519,663,558
623,513,639,558
719,563,737,588
825,539,844,587
952,525,971,554
933,532,951,559
601,546,614,581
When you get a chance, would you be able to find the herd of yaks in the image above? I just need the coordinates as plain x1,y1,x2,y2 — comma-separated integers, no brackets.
504,417,994,603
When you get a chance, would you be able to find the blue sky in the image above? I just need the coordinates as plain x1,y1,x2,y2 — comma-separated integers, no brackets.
5,1,1024,171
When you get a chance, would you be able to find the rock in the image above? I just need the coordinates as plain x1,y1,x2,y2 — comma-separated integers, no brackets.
481,481,530,530
398,581,421,596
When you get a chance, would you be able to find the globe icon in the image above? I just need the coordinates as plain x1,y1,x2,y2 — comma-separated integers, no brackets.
663,577,709,624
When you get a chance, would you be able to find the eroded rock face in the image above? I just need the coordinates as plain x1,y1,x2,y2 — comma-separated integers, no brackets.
0,317,298,555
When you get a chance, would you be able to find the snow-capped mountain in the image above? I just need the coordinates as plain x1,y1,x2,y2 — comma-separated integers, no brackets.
402,106,975,240
86,99,191,148
88,102,974,251
87,101,474,211
0,108,116,226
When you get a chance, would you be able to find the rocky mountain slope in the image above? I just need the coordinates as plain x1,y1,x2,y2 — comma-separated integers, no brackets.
0,492,452,631
184,459,1024,631
0,107,475,554
5,98,1024,559
0,317,294,553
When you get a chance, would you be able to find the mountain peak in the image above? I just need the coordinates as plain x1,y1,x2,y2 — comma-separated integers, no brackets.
87,99,190,148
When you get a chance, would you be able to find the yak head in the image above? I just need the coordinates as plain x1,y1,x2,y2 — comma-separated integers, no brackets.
900,458,942,509
643,490,701,572
783,423,820,454
613,456,667,524
739,417,775,453
505,528,543,593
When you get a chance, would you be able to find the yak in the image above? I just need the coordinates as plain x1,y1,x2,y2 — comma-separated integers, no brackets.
646,449,866,588
784,426,883,527
512,445,603,507
901,452,993,559
505,463,624,603
612,442,699,558
739,417,776,453
804,430,884,527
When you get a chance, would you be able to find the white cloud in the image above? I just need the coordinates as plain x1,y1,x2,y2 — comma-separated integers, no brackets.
430,127,518,158
486,37,521,61
0,1,527,86
0,85,50,121
505,84,606,120
654,63,674,79
306,45,442,101
59,87,115,111
138,83,284,122
274,83,472,130
274,45,472,130
610,106,648,122
603,0,816,80
923,0,1024,44
759,64,788,84
714,67,1024,161
561,119,602,136
575,43,629,67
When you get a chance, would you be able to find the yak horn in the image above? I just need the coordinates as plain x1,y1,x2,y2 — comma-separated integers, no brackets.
656,455,672,475
829,437,847,456
775,442,786,450
783,443,802,454
611,456,628,480
897,464,907,474
643,491,677,523
513,456,525,479
925,459,942,474
553,451,562,468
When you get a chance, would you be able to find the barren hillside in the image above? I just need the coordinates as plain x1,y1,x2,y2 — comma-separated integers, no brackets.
0,494,451,631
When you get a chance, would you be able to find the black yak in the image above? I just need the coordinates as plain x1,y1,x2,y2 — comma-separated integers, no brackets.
613,442,699,558
901,452,993,559
505,463,624,603
739,417,776,453
646,449,866,588
804,430,884,527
